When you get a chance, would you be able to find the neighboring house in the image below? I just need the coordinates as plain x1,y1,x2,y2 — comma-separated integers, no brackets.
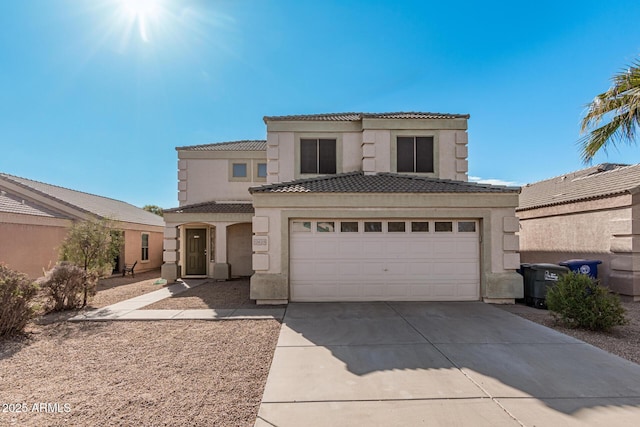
518,163,640,301
162,112,522,304
0,173,165,278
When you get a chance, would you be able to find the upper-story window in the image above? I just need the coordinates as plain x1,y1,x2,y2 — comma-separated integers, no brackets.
397,136,434,173
300,138,336,174
232,163,247,177
257,163,267,178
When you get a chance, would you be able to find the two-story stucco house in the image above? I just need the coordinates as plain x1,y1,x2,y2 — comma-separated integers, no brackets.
162,112,522,304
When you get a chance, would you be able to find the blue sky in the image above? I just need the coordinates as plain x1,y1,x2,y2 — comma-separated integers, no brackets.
1,0,640,209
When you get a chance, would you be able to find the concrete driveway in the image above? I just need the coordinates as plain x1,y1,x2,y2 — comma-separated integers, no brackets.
255,302,640,426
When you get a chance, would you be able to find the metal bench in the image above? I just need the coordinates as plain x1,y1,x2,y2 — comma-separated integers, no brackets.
122,261,138,278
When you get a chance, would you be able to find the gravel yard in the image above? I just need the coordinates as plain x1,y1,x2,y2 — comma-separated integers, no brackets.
4,271,638,426
1,274,282,426
500,301,640,365
89,269,167,308
143,279,256,310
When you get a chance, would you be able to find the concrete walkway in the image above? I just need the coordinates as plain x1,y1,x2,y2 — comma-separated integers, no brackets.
256,302,640,427
69,279,285,321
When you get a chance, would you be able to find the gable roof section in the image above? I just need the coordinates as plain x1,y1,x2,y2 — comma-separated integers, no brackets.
0,190,72,219
165,201,254,214
0,173,164,227
176,140,266,151
263,112,470,122
518,163,640,211
250,172,519,194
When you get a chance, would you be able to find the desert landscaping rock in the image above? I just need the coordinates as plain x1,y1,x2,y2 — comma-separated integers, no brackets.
1,273,282,426
89,269,168,308
500,301,640,365
1,320,281,426
143,279,257,310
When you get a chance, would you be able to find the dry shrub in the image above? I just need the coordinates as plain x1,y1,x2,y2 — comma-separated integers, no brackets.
38,262,98,311
0,263,39,337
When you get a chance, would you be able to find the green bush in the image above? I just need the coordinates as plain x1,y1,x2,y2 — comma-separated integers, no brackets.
0,264,39,337
546,271,627,331
37,262,98,311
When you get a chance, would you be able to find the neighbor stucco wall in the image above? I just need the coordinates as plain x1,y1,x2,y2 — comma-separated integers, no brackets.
121,228,163,274
0,218,70,278
517,194,640,298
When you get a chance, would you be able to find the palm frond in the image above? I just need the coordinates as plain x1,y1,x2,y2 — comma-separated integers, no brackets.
579,58,640,162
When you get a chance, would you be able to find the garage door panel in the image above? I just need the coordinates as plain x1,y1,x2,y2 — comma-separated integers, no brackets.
290,219,480,302
338,241,363,256
406,241,433,256
386,241,409,255
337,262,364,276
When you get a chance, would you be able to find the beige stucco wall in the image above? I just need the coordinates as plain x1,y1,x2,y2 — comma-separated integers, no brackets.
265,119,469,184
227,222,253,276
161,212,254,281
250,192,521,303
0,219,70,278
517,194,640,298
266,131,363,184
177,151,266,205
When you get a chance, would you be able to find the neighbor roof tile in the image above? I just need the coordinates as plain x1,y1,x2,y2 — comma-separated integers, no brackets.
0,173,164,226
518,163,640,210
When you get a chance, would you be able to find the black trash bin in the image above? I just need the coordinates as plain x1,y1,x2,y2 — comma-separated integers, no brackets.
520,263,570,309
558,259,602,279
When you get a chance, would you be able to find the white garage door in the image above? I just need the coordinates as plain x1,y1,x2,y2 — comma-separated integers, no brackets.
290,219,480,302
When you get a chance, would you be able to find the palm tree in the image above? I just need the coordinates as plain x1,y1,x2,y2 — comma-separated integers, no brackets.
579,58,640,162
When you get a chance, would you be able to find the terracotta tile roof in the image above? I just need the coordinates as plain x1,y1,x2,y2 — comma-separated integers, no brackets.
518,163,640,211
0,173,164,227
165,201,254,214
0,190,71,218
176,140,266,151
263,112,470,122
250,172,519,194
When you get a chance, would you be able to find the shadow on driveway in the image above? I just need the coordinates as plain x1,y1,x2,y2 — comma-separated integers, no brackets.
260,301,640,425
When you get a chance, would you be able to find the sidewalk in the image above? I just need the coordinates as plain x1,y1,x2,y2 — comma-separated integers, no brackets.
69,279,285,321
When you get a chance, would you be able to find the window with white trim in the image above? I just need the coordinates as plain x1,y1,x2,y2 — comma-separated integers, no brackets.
141,233,149,261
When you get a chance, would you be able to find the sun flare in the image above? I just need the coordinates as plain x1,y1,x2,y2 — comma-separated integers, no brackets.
116,0,164,43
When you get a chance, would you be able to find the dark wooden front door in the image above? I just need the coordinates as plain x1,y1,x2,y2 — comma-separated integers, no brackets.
186,228,207,275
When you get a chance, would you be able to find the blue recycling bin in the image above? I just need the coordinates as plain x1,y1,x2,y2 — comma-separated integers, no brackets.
558,259,602,279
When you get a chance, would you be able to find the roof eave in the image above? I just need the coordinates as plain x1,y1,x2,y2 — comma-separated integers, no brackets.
516,190,633,212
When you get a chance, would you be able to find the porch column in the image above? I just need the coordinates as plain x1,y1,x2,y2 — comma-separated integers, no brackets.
213,223,230,280
161,224,179,282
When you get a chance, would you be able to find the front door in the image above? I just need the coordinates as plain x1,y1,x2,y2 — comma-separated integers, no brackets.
186,228,207,275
